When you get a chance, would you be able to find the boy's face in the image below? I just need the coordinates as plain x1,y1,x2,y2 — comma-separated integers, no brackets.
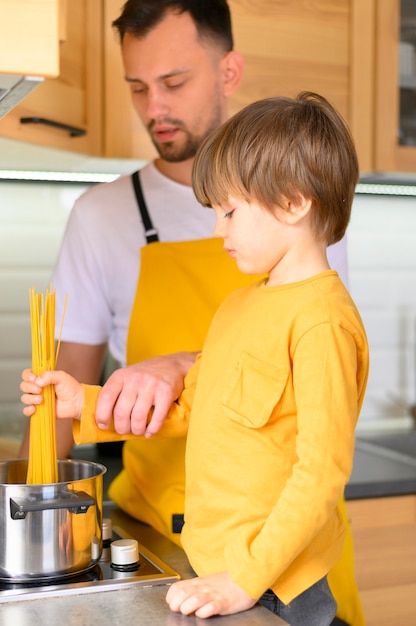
212,196,291,282
121,11,237,163
212,195,315,286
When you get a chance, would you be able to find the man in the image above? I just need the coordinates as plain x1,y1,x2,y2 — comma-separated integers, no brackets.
20,0,347,454
19,3,358,624
19,0,246,456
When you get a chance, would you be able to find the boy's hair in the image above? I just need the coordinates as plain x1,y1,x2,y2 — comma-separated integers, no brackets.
192,92,359,245
112,0,233,51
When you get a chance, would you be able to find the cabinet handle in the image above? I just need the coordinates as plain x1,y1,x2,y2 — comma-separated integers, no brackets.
20,117,86,137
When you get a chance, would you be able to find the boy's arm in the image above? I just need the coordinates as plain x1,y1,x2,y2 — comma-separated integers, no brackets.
166,572,256,618
223,324,366,601
72,385,125,445
94,351,198,437
73,355,202,444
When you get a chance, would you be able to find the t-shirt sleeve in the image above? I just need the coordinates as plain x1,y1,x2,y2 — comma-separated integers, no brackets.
52,189,113,346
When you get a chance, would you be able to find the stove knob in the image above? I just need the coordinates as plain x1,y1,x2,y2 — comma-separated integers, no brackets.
102,518,113,544
111,568,139,580
91,536,101,560
110,538,140,571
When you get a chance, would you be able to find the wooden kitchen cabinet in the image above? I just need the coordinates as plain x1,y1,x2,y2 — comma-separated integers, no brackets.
103,0,376,170
102,0,156,160
375,0,416,172
347,495,416,626
0,0,378,166
0,0,63,77
2,0,410,173
230,0,376,173
0,0,104,156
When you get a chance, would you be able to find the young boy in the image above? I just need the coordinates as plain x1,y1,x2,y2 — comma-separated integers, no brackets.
21,92,369,625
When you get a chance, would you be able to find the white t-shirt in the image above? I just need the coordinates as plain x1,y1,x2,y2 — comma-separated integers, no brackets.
52,161,348,366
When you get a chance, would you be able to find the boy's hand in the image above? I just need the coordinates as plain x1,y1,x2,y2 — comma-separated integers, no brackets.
20,368,84,421
165,572,256,618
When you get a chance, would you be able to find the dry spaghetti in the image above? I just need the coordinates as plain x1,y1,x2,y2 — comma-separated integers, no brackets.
26,286,66,485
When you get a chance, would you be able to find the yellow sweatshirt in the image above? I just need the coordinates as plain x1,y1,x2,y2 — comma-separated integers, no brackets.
74,271,369,605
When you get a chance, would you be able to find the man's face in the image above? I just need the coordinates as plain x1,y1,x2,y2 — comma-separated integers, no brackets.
121,11,229,163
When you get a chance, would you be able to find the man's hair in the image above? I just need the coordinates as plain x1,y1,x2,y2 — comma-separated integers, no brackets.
112,0,233,51
192,92,359,245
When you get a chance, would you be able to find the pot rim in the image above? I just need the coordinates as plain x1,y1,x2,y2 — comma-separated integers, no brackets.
0,458,107,487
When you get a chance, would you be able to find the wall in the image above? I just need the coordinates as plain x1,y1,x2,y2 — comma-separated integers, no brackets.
0,184,415,440
349,193,416,426
0,180,89,438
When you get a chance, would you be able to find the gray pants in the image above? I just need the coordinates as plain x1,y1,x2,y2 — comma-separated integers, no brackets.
258,576,337,626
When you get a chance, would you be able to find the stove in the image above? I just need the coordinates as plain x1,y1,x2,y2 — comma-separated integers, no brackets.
0,523,180,603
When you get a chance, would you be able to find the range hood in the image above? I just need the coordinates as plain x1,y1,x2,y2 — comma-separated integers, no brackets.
0,74,44,120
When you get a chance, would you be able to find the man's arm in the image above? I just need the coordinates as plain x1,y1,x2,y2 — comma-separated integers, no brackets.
95,351,198,436
19,341,107,458
19,348,198,456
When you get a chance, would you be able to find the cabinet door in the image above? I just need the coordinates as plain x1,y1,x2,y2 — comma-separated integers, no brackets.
228,0,374,173
0,0,60,76
103,0,374,169
375,0,416,171
102,0,156,160
0,0,104,156
347,496,416,625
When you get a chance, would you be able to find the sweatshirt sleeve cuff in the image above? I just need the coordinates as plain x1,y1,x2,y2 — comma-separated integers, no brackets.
72,385,190,444
72,384,128,445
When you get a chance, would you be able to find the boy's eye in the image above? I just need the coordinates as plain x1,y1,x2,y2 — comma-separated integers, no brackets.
224,210,235,219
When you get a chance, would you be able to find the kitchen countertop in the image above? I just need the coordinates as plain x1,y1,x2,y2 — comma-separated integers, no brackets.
2,429,415,623
345,429,416,499
0,501,286,626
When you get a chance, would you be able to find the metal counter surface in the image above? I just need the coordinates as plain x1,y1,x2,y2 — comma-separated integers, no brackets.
0,502,286,626
345,432,416,500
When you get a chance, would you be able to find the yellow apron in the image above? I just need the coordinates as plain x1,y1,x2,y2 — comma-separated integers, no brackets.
108,236,365,626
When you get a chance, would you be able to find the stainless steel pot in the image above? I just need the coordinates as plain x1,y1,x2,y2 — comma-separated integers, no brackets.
0,459,106,581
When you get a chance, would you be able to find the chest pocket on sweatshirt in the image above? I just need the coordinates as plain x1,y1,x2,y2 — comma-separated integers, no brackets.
222,351,289,428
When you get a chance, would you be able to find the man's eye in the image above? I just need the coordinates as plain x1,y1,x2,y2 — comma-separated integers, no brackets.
166,81,185,90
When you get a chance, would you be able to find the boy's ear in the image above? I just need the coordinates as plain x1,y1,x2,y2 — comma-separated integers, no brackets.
221,50,244,97
284,196,312,224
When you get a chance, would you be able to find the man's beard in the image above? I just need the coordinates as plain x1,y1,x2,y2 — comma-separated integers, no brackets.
152,131,202,162
148,109,223,163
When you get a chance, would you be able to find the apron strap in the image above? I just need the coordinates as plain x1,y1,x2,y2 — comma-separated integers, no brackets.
131,170,159,243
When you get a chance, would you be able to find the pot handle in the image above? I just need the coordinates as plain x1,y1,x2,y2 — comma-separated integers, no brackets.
10,490,95,520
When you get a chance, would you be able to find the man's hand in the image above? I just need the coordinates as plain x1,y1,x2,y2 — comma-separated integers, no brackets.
165,572,256,618
95,352,198,436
